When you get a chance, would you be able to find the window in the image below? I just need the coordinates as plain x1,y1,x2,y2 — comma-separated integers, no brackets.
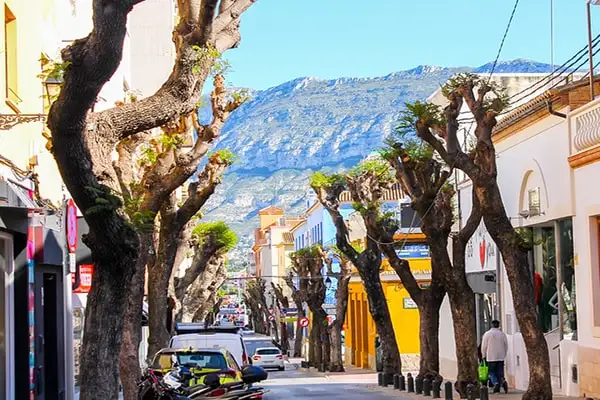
4,5,19,107
256,348,281,355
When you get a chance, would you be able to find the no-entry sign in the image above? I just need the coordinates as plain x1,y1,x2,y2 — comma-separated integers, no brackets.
299,317,310,328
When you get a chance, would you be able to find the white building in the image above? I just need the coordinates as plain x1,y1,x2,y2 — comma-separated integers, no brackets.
435,75,600,397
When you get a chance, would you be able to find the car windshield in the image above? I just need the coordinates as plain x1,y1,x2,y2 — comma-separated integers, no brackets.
153,352,228,370
243,340,275,356
256,348,280,355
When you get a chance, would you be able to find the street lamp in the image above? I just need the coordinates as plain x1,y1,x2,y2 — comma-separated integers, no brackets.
587,0,600,100
0,76,63,130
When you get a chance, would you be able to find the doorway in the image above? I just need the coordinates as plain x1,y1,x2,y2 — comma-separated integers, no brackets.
34,266,65,400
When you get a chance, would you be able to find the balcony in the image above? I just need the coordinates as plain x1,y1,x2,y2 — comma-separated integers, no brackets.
569,98,600,168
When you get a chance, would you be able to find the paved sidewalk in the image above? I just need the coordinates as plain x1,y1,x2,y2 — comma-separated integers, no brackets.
370,382,581,400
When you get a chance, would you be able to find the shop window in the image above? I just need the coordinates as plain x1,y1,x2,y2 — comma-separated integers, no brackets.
530,220,576,338
4,5,19,107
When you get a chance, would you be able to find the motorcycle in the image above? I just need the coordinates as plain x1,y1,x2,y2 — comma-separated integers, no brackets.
138,365,268,400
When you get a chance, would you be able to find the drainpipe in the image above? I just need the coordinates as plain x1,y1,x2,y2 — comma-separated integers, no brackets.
547,100,567,119
495,244,502,325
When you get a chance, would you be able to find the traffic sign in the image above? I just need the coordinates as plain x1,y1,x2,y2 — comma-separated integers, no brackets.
268,315,274,321
66,199,78,253
327,315,335,325
299,317,310,328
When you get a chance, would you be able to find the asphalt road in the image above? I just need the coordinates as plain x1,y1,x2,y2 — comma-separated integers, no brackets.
261,363,399,399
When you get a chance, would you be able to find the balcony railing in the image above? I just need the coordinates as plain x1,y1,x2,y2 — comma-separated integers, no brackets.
571,98,600,153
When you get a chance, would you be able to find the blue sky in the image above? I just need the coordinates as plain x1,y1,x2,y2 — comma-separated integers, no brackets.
221,0,600,90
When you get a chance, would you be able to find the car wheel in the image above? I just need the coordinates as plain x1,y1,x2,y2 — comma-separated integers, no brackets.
279,366,285,371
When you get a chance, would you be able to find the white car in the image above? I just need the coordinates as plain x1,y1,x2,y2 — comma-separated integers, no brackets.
251,347,285,371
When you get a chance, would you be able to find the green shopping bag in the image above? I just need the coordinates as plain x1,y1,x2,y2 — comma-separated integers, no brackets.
478,361,489,382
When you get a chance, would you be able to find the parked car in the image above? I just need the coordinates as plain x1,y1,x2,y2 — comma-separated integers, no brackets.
251,347,285,371
169,324,250,367
149,348,243,386
242,334,279,357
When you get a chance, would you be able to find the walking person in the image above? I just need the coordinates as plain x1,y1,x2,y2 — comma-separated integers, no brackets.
481,320,509,393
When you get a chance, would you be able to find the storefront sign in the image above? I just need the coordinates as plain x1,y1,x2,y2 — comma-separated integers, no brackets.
465,221,497,273
397,244,430,258
403,298,418,309
72,264,94,293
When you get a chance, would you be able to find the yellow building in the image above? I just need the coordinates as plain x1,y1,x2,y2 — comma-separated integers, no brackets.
344,236,432,371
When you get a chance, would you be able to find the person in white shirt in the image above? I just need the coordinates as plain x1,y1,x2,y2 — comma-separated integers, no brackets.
481,320,509,393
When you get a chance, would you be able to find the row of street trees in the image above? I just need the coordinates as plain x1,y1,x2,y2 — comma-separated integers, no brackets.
243,247,352,372
47,1,257,398
309,74,551,399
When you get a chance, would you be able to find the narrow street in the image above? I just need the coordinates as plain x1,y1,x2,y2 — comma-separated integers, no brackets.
261,363,397,399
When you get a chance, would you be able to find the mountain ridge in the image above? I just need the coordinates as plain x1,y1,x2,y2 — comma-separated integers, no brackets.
200,59,557,265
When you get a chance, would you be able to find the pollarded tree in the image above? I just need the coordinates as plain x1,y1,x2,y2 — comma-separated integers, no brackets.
311,166,402,378
322,248,353,372
271,283,291,355
290,246,330,369
381,134,482,394
411,73,551,399
47,1,256,398
181,254,228,322
284,268,308,358
243,279,270,335
148,150,237,358
173,220,237,320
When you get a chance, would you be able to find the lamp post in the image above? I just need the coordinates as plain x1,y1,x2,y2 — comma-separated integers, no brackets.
587,0,600,100
0,77,63,130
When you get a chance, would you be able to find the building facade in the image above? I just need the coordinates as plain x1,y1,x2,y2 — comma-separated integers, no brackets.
437,76,600,398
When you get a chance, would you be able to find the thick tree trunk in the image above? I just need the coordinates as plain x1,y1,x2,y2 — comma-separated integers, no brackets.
357,260,401,376
147,213,182,360
416,284,444,380
478,184,551,399
293,306,305,358
309,322,318,366
120,233,152,400
79,251,137,400
329,270,350,372
447,238,479,395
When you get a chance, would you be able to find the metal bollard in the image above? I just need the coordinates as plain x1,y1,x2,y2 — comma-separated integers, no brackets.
466,383,476,400
415,377,423,394
399,375,406,391
382,372,389,387
393,374,400,390
432,379,441,398
423,378,432,396
377,372,383,386
407,373,415,392
444,381,453,400
480,385,489,400
318,363,325,372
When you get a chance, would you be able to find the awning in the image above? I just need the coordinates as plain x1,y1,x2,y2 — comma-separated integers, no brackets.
0,178,38,209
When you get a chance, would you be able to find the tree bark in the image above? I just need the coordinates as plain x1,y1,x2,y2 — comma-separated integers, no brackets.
327,256,352,372
414,77,552,399
479,184,551,399
284,277,306,357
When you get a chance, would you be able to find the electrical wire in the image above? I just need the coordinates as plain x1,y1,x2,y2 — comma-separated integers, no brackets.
487,0,521,81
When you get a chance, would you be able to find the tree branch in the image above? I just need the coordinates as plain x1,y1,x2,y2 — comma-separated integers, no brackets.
213,0,256,34
195,0,219,43
456,186,482,246
175,152,231,226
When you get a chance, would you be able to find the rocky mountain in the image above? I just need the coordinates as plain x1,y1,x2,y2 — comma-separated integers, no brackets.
200,59,555,265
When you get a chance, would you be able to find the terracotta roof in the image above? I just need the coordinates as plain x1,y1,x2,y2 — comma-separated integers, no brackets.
339,182,404,203
493,75,600,133
258,206,284,215
282,232,295,244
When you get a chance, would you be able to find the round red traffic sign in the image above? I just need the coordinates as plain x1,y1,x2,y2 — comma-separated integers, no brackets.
66,198,78,253
299,317,310,328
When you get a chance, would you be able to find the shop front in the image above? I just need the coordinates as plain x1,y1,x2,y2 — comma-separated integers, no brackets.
1,175,73,400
